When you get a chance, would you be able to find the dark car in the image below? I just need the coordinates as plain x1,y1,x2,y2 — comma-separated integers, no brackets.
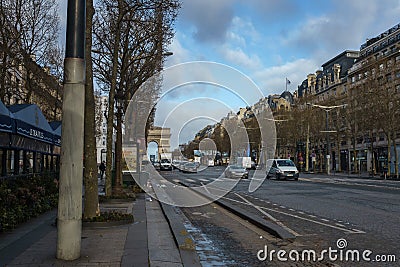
224,165,249,179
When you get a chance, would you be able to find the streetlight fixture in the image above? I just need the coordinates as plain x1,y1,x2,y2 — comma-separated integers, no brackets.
307,103,347,175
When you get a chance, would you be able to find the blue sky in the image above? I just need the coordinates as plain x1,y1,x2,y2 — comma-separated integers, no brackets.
165,0,400,94
58,0,400,150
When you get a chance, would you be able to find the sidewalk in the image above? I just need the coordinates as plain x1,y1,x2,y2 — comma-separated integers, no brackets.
302,170,399,181
0,186,200,266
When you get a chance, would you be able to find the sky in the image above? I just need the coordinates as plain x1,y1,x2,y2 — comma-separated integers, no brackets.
58,0,400,151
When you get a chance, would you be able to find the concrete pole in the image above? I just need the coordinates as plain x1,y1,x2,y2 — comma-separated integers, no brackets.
57,0,85,261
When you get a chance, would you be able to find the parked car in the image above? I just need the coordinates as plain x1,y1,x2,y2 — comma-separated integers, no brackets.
266,159,299,180
182,162,197,173
224,165,249,179
160,159,172,171
177,161,188,171
152,161,160,169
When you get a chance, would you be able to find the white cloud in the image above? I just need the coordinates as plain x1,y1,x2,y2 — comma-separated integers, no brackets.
165,37,191,67
155,97,232,149
252,58,319,95
220,46,262,70
230,16,260,44
282,0,400,61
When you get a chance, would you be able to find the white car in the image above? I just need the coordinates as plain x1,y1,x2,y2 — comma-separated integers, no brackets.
160,159,172,171
182,162,197,173
266,159,299,180
224,165,249,179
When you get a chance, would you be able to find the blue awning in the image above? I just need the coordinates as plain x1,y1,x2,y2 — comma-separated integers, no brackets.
8,104,54,144
49,121,62,146
0,100,13,133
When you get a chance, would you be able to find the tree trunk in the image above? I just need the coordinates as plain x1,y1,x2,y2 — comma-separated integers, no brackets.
352,136,358,174
370,131,375,176
393,137,399,179
336,133,341,172
105,0,124,197
387,133,391,177
83,0,99,219
305,124,309,172
113,109,123,195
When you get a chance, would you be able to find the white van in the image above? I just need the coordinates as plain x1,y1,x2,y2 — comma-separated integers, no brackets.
266,159,299,180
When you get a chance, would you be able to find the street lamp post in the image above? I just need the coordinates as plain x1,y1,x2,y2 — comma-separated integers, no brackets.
307,103,347,175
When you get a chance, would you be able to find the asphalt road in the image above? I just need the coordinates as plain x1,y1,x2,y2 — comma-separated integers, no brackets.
158,166,400,266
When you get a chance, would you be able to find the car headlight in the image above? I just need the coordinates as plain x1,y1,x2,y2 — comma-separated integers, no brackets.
295,170,299,174
276,169,283,174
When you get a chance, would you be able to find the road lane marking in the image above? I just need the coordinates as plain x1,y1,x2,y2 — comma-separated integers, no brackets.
221,195,365,234
234,193,301,237
321,218,330,222
300,177,400,190
188,185,366,234
200,182,212,196
185,178,196,182
258,206,365,234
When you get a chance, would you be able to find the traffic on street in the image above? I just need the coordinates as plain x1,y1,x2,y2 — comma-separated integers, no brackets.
154,165,399,266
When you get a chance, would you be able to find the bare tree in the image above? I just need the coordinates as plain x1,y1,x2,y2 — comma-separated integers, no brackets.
0,0,62,120
92,0,180,196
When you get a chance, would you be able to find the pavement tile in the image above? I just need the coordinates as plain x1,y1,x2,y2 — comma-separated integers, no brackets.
1,192,189,267
150,260,183,267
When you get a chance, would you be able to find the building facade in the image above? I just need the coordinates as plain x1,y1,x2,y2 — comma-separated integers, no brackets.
295,23,400,175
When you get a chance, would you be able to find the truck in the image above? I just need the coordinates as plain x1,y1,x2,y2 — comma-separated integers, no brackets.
237,156,252,169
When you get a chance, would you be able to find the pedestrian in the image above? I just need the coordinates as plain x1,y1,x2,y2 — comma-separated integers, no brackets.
99,161,106,180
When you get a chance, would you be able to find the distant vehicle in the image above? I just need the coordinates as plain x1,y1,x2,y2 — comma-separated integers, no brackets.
182,162,197,173
177,161,188,171
266,159,299,180
152,161,160,169
224,165,249,179
251,160,256,170
172,160,180,169
237,157,252,169
208,159,215,166
141,160,150,165
160,159,172,171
